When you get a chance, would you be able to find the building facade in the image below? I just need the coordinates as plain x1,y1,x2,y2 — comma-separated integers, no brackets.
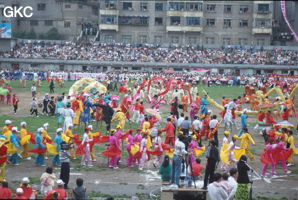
99,0,274,46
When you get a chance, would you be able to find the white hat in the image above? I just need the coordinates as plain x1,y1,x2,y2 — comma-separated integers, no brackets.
12,127,18,132
16,188,24,194
56,128,63,133
22,177,30,184
37,127,44,133
68,124,73,128
20,122,27,126
87,125,93,130
5,120,11,124
56,179,64,185
43,123,49,127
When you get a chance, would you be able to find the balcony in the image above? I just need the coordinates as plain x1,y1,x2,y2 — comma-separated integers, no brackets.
167,11,203,17
252,27,272,34
99,9,119,15
99,24,118,31
166,26,202,32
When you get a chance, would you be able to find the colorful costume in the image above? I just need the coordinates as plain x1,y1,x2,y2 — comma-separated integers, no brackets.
234,133,255,161
8,132,21,165
72,99,83,125
111,111,126,130
0,138,8,182
81,98,94,124
20,125,30,159
52,133,63,166
34,131,46,166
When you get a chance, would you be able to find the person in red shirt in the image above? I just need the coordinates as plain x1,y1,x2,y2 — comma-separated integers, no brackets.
20,177,36,199
187,158,204,187
281,108,290,121
13,188,26,199
45,179,67,200
160,118,175,147
44,191,59,200
139,101,145,119
258,111,265,122
12,94,19,114
265,111,276,124
0,181,12,199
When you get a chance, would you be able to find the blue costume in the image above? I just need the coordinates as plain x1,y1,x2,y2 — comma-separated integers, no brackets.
35,133,46,166
237,113,248,136
9,133,21,165
104,95,111,104
52,134,63,165
55,100,65,124
80,98,94,123
200,97,209,116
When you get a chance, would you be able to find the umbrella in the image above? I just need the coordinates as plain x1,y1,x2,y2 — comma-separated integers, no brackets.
274,121,294,128
110,95,120,101
145,108,161,120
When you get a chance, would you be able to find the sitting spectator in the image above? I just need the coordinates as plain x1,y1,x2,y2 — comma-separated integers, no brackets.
228,168,238,200
45,179,68,200
40,167,57,195
20,177,37,199
186,158,204,187
219,173,231,195
13,188,26,199
159,155,172,182
0,181,12,199
207,173,228,200
73,178,86,200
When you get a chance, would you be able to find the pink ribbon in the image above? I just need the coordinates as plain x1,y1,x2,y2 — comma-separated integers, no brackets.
280,0,298,42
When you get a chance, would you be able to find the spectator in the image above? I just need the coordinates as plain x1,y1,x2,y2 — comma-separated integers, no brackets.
207,173,228,200
235,155,250,200
30,98,39,117
73,178,86,200
228,168,238,200
159,155,172,182
13,188,26,199
0,181,12,199
59,142,71,189
180,116,191,135
186,158,204,187
40,167,57,195
20,177,36,199
203,140,219,189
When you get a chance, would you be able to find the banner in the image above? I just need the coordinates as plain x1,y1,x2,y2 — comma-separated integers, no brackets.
0,23,11,38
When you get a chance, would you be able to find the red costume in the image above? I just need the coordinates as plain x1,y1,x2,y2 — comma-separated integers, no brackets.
281,109,290,121
120,95,132,119
0,186,12,199
265,113,276,124
45,188,68,200
201,117,210,140
258,112,265,122
160,122,175,146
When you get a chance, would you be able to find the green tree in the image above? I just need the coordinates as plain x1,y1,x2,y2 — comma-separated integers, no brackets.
25,29,37,39
13,30,26,38
45,28,60,40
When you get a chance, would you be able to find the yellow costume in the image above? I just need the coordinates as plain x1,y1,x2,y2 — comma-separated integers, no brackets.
287,135,295,164
234,133,255,161
2,125,10,136
88,130,101,161
42,129,51,158
73,99,83,125
111,111,126,130
20,128,30,158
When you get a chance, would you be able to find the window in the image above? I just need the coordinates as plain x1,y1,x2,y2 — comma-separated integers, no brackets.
255,19,271,28
239,5,249,14
105,35,114,43
188,37,197,44
281,70,288,74
64,21,71,28
78,4,83,9
82,66,87,71
65,4,71,9
224,5,232,13
119,16,148,26
169,2,185,11
154,36,162,43
206,19,215,27
186,17,200,26
37,3,46,11
139,35,147,43
258,4,269,13
223,19,231,28
92,7,98,15
155,17,163,25
123,2,132,10
206,37,215,44
171,36,179,43
132,67,141,71
45,20,53,26
238,38,248,45
101,15,117,24
186,2,202,11
30,20,38,26
256,38,265,46
155,3,163,11
170,16,180,26
222,38,231,45
122,35,132,43
239,20,248,27
105,0,116,9
140,3,148,11
206,4,216,12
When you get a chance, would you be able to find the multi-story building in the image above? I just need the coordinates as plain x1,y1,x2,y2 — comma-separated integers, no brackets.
0,0,99,40
99,0,274,46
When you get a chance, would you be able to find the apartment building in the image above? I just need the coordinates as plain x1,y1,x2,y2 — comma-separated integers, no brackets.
99,0,274,46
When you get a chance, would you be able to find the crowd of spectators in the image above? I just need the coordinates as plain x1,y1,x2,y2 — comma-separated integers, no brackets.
1,42,297,65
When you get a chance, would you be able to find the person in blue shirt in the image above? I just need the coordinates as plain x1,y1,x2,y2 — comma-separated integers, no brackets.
238,110,248,137
55,97,65,128
200,95,209,116
9,127,21,165
53,128,63,166
35,128,46,166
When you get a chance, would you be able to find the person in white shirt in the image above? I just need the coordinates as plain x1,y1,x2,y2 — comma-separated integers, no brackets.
209,115,219,146
227,168,238,200
207,173,228,200
81,128,93,167
31,84,37,97
177,113,185,127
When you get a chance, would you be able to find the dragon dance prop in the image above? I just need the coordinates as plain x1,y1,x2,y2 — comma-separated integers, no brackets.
68,78,107,97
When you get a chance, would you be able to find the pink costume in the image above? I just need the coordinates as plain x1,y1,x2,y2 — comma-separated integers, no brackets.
188,140,202,164
275,141,288,174
261,143,276,177
126,134,135,167
6,87,12,105
139,137,148,170
153,136,163,168
150,98,160,110
133,133,142,164
81,132,92,166
108,135,121,168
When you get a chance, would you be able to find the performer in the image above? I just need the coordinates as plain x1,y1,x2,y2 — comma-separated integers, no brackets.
160,118,175,147
42,123,52,160
120,92,132,121
265,111,276,125
234,128,255,161
87,125,100,162
287,130,295,167
2,120,12,136
81,96,94,127
20,177,37,199
220,131,231,172
111,109,126,130
12,94,19,114
8,127,21,165
200,95,209,116
126,130,135,167
72,97,83,128
62,103,76,131
20,122,31,160
181,92,189,112
131,99,141,123
152,131,163,168
55,97,65,128
201,111,211,140
64,124,76,159
139,134,148,171
80,128,93,167
96,103,114,134
35,128,46,166
0,137,8,182
21,73,26,88
53,128,63,166
261,141,277,178
237,110,248,137
104,130,121,169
